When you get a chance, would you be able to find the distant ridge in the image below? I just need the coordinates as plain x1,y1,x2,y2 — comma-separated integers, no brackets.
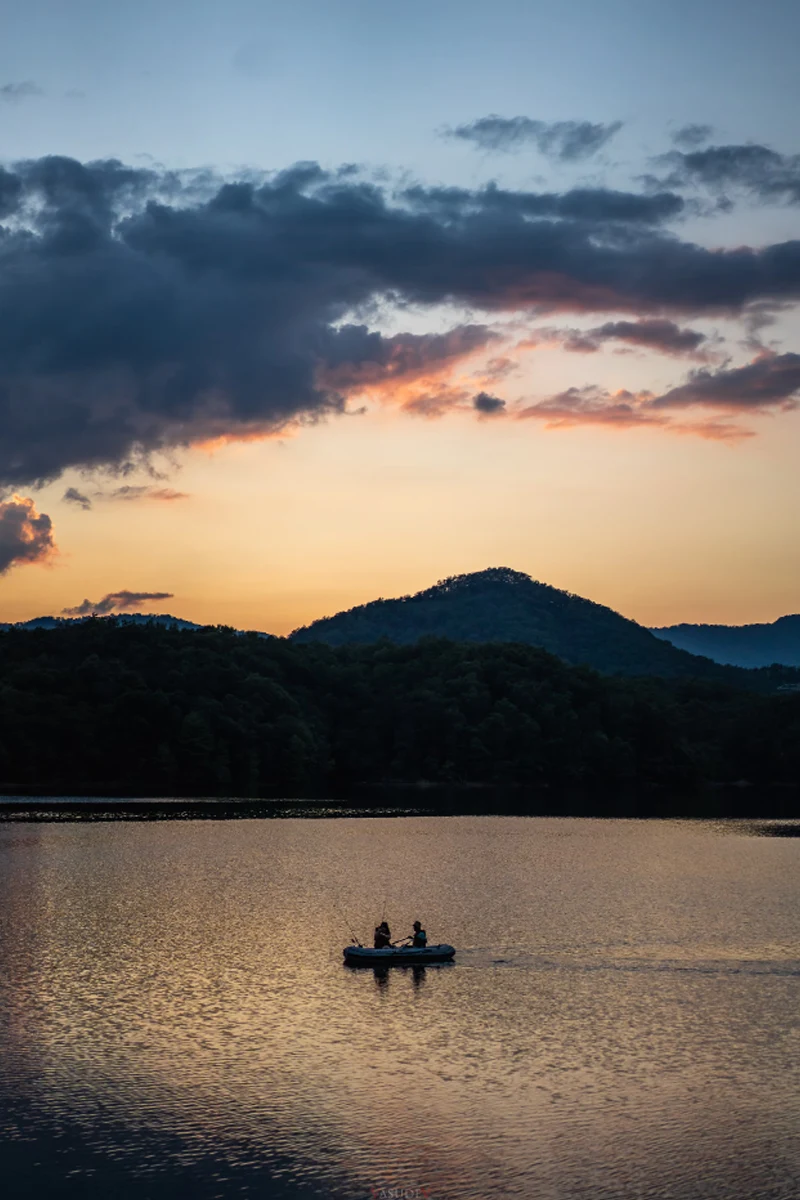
0,613,273,638
289,567,743,679
652,614,800,668
0,613,204,632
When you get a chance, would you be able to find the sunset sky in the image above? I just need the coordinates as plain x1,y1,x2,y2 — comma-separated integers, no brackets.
1,0,799,632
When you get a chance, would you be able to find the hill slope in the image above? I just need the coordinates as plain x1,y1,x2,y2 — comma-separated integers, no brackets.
652,615,800,668
289,568,777,681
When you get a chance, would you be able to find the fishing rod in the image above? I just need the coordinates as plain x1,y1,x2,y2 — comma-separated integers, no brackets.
333,896,363,947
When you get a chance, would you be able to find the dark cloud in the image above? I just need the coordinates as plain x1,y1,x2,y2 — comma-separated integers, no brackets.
444,116,623,160
63,486,92,509
62,590,174,617
319,324,498,391
650,352,800,410
0,168,23,219
402,181,684,224
672,124,715,149
473,391,506,415
2,155,800,486
562,318,708,357
659,142,800,204
0,81,43,103
0,495,56,573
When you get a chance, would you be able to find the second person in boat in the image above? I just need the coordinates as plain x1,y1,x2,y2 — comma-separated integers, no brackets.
401,920,426,948
373,920,392,949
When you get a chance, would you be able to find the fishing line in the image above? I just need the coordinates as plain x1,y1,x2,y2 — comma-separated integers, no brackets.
333,895,363,946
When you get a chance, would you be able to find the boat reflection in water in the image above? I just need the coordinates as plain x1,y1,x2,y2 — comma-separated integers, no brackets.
368,963,433,992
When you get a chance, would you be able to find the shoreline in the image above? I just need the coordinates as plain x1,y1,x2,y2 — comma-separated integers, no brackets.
0,788,798,822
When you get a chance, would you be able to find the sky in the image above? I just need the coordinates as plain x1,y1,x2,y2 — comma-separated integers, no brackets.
1,0,800,632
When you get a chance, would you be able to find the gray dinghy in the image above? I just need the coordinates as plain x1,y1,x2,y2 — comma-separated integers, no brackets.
343,943,455,966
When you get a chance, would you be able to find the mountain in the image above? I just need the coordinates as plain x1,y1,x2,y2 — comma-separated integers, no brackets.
289,567,777,681
651,615,800,668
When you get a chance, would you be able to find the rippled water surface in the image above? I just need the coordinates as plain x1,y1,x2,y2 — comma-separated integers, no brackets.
1,816,798,1199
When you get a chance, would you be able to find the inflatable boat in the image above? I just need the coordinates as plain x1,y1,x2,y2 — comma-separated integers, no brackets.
343,943,456,966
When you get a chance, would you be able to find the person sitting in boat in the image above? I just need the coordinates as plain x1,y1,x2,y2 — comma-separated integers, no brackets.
409,921,427,948
373,921,392,949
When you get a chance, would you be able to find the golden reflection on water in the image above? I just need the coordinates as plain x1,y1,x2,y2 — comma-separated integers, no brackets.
0,817,799,1198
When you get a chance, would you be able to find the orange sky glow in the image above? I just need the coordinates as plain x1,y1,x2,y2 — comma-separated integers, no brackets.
3,354,799,633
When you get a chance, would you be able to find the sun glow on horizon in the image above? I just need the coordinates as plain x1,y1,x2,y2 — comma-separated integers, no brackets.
1,393,798,634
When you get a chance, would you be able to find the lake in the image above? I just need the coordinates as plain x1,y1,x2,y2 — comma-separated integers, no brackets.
0,816,798,1199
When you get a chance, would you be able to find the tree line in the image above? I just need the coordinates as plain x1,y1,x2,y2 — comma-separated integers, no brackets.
0,620,797,800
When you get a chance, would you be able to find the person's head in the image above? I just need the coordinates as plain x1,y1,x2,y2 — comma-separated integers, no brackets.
413,921,422,931
379,921,389,932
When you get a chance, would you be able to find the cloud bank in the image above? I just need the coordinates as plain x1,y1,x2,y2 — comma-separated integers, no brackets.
0,495,56,574
1,153,800,486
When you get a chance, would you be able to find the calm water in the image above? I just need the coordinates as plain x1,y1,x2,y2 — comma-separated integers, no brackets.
0,817,798,1200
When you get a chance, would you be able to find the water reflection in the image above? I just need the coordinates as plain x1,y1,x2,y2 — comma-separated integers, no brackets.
356,963,431,993
0,817,798,1198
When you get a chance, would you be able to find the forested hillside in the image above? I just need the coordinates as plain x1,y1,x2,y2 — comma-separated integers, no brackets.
290,568,761,679
0,620,798,799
